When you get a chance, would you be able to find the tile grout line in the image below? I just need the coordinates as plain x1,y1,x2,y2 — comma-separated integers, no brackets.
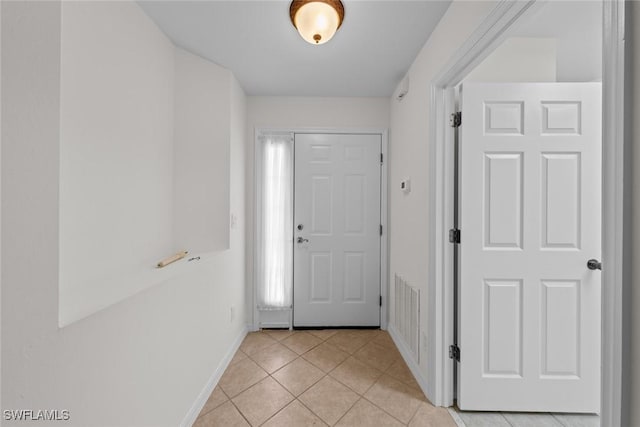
359,394,411,426
297,370,348,425
289,364,332,426
331,396,367,427
270,358,325,399
254,337,325,427
252,384,296,427
323,338,418,426
550,413,570,427
208,330,443,427
502,412,517,427
292,395,330,426
259,334,334,425
297,331,383,425
229,396,254,427
198,332,573,427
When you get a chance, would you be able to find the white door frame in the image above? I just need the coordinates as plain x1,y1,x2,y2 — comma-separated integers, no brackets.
427,1,625,426
253,127,389,331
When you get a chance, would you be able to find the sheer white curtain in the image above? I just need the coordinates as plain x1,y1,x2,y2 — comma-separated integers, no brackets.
257,134,293,309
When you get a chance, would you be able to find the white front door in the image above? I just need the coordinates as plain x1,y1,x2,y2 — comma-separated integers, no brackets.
293,133,381,327
458,83,602,412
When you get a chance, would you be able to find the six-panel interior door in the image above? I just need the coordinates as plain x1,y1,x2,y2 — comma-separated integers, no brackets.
293,133,381,327
458,83,602,412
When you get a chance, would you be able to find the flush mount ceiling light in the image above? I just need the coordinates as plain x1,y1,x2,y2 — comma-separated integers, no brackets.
290,0,345,45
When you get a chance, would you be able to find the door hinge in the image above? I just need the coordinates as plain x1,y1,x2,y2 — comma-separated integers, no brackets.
449,344,460,361
450,112,462,128
449,228,461,244
379,295,382,307
380,153,384,164
380,224,383,236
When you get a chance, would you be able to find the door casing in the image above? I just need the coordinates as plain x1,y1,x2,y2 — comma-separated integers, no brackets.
253,128,389,331
424,2,626,427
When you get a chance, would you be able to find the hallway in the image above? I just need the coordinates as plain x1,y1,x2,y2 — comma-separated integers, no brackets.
194,329,456,426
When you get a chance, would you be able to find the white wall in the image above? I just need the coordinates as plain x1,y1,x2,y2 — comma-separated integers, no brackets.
230,72,248,325
59,0,176,295
1,2,248,426
174,48,230,253
465,2,603,86
465,37,557,83
58,2,237,327
246,96,390,327
551,2,601,82
513,0,602,82
391,0,625,416
388,0,497,387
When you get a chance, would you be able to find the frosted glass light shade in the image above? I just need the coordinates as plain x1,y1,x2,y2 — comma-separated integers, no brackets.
290,0,344,45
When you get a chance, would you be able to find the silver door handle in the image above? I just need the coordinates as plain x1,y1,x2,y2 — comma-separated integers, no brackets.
587,259,602,270
297,237,309,244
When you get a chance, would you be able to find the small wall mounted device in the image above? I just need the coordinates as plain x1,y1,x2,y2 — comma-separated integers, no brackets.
400,178,411,194
396,76,410,101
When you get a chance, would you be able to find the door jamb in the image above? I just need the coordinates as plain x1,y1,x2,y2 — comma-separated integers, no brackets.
253,128,390,331
427,2,625,426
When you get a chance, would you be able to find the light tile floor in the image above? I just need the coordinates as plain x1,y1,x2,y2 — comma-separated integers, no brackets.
453,406,600,427
193,329,457,427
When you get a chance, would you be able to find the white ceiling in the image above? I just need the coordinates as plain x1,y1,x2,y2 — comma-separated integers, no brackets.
138,1,452,97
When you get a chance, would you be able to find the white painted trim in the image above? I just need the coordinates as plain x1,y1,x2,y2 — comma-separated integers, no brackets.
427,0,539,407
431,0,540,88
180,326,249,427
426,84,455,406
600,1,625,426
447,408,466,427
253,127,389,330
428,2,625,424
380,130,389,330
252,128,262,332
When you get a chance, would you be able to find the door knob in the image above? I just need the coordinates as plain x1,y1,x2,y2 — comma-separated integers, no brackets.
297,237,309,244
587,259,602,270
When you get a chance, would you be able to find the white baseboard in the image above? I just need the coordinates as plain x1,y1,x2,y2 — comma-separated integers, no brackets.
388,323,433,405
180,325,249,427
